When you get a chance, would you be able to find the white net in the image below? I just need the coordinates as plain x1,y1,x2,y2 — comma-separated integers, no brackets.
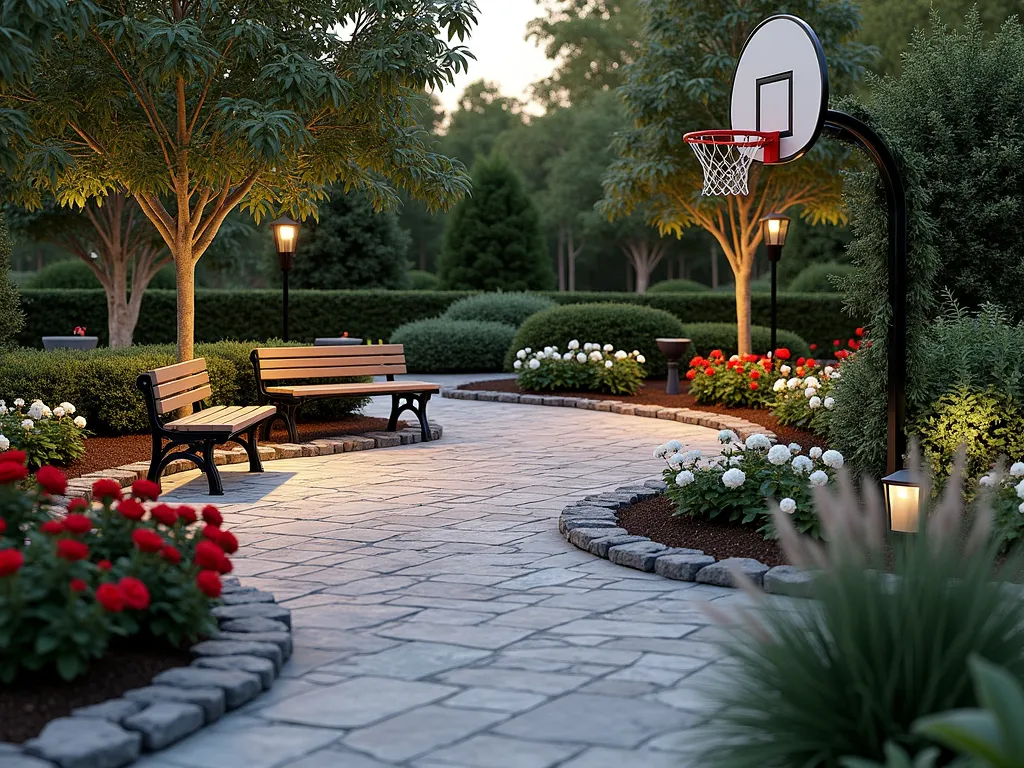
686,133,765,196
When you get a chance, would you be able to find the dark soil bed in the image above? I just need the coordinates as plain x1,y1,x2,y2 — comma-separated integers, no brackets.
459,378,825,451
65,416,406,479
0,638,193,743
618,494,787,567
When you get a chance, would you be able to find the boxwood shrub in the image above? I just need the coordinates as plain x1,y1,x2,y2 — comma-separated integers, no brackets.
787,263,857,293
391,318,517,373
508,303,686,377
443,292,555,328
646,279,712,293
682,322,810,359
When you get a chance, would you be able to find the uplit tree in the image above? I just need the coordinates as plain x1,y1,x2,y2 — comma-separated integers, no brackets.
602,0,873,354
0,1,477,360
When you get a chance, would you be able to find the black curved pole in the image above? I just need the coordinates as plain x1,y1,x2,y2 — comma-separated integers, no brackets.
822,109,908,475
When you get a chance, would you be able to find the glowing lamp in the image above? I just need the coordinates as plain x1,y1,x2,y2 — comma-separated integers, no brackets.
882,468,922,533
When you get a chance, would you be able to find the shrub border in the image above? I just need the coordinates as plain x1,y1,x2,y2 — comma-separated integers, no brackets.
440,386,814,597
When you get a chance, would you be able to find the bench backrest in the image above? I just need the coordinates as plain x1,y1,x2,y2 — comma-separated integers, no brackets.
253,344,407,381
139,359,212,415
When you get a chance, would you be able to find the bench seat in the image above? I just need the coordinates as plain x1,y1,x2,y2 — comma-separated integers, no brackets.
165,405,278,433
266,381,441,398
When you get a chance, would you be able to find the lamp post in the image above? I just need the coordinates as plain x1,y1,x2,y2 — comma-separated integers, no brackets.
760,213,790,356
270,217,300,342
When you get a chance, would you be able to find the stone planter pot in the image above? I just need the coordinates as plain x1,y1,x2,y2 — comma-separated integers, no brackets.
655,337,692,395
42,336,99,351
314,337,363,346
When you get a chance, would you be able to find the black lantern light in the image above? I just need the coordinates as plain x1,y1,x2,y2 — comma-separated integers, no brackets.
760,213,791,356
881,468,922,534
270,216,300,341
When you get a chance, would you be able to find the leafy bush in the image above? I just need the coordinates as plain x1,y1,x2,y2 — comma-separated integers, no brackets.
391,318,516,373
28,259,175,290
514,341,646,395
0,399,88,468
658,430,844,539
787,262,856,293
509,303,685,377
0,465,231,681
686,350,780,409
444,292,555,328
646,279,711,294
0,213,23,347
683,322,810,359
695,463,1024,767
406,270,440,290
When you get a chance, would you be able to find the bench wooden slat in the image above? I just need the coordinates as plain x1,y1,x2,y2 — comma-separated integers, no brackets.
255,344,404,360
152,371,210,400
267,381,441,398
168,406,233,426
156,384,213,415
260,355,406,371
149,358,207,384
165,405,275,433
258,364,408,381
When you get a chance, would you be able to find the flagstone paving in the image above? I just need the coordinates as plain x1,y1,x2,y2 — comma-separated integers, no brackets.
138,384,794,768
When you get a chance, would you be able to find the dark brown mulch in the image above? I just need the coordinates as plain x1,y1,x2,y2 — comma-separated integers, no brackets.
460,378,826,451
0,638,193,743
64,416,406,479
618,494,788,567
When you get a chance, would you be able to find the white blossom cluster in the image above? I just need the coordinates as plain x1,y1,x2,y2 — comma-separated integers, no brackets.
980,462,1024,513
514,341,646,372
773,366,839,410
0,399,86,449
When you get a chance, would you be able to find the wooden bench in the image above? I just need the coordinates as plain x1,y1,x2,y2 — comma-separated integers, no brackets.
250,344,439,444
137,359,277,495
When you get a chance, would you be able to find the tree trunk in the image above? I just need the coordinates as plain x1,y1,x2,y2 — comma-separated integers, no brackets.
626,261,633,292
567,225,582,293
621,238,666,295
175,254,196,362
711,242,719,289
556,225,566,292
106,258,134,348
734,265,753,356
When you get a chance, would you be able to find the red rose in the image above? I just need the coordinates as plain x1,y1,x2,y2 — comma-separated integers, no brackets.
216,555,233,574
161,544,182,565
806,359,817,368
855,327,864,337
0,519,5,535
196,570,222,598
150,504,178,527
0,462,28,485
131,528,164,554
68,498,89,513
703,366,715,376
0,548,24,577
774,348,791,360
685,369,696,381
57,539,89,561
97,559,112,571
201,505,222,527
118,577,150,610
35,465,67,496
836,349,850,359
0,450,27,465
750,370,761,380
177,506,198,525
131,478,161,501
760,359,772,371
689,356,704,368
217,530,239,554
92,479,123,502
96,583,124,612
796,357,806,366
117,499,146,521
810,343,818,351
194,540,223,570
202,524,221,543
849,340,861,351
41,520,65,535
833,339,841,347
749,382,758,390
62,514,92,534
710,349,723,359
796,366,806,376
70,578,87,592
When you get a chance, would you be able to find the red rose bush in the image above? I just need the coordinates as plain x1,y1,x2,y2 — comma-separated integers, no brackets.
687,349,789,408
0,454,236,682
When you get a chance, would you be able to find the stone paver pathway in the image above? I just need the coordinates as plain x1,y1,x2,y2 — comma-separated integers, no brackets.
141,386,775,768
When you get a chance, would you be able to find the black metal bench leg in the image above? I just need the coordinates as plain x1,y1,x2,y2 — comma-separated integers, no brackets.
201,439,224,496
387,394,401,432
147,434,166,485
417,394,433,442
242,426,265,473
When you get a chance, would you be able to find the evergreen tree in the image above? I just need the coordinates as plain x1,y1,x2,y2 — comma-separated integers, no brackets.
290,190,411,290
439,157,554,291
0,212,24,346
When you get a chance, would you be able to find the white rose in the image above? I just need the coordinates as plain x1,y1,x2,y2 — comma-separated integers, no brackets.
589,351,602,362
788,443,802,453
979,474,996,487
824,397,836,410
28,402,44,420
513,360,522,370
654,444,670,459
53,407,66,418
576,353,587,363
822,450,844,469
831,370,842,380
809,396,822,409
675,470,695,487
603,344,613,352
544,346,553,355
729,456,743,466
666,440,683,452
13,398,25,407
773,379,786,392
722,468,746,488
1019,501,1024,514
804,387,817,399
787,378,801,390
551,345,559,351
780,365,791,376
804,376,820,388
583,343,594,352
563,352,573,361
604,360,613,369
1016,480,1024,500
1011,462,1024,478
614,350,627,360
718,429,739,444
21,419,34,430
568,339,580,350
517,349,526,360
780,497,797,514
41,406,52,418
636,354,646,364
767,444,791,465
680,449,702,467
0,434,8,451
74,416,87,429
524,347,532,353
809,447,823,460
0,406,6,416
632,349,640,356
529,358,541,370
745,434,772,451
59,402,76,414
824,366,834,375
809,470,829,488
792,455,813,475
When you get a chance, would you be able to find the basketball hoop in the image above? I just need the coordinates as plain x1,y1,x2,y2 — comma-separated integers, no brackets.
683,130,779,196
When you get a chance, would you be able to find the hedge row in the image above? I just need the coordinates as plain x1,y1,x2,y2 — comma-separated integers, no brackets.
15,289,860,352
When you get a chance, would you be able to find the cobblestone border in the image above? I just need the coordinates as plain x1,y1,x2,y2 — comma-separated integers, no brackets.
4,579,293,768
63,424,443,502
559,482,815,598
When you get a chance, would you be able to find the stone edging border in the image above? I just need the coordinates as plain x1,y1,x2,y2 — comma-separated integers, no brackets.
63,424,443,502
4,579,293,768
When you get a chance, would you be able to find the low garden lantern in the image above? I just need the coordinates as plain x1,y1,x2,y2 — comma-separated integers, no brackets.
760,213,790,356
882,468,922,533
270,216,300,341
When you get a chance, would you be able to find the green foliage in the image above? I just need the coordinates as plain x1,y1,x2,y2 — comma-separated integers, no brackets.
772,365,841,434
646,279,711,294
28,259,175,290
837,14,1024,473
406,270,440,290
509,303,685,376
0,213,22,346
441,81,525,169
289,189,410,290
443,292,555,328
695,471,1024,767
683,323,810,359
391,318,516,373
687,352,779,409
439,156,554,291
514,344,646,396
788,263,857,293
0,401,87,468
776,219,853,286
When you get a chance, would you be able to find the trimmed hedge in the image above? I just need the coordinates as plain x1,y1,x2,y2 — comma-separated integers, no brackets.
682,322,810,359
646,279,712,294
788,262,857,293
0,341,368,436
15,288,859,353
508,303,685,377
443,292,555,328
29,259,177,290
391,318,516,373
